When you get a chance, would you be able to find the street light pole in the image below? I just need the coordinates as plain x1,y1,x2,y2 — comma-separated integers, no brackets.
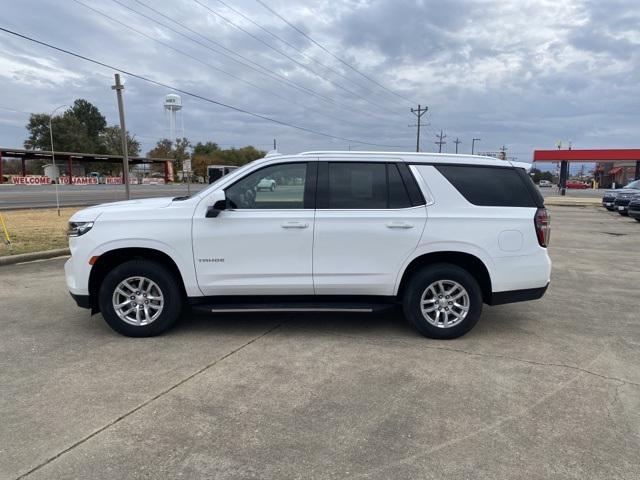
471,138,481,155
49,104,69,217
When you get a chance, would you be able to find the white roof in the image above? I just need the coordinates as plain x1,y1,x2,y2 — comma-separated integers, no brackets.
298,150,520,168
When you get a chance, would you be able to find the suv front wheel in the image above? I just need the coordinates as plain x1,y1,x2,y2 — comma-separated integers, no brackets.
98,260,183,337
403,263,482,339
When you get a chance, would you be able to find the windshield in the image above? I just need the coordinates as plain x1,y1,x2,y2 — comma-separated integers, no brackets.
624,180,640,189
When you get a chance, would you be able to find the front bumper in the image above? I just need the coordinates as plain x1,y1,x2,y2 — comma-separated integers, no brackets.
615,201,630,213
70,292,91,309
628,205,640,219
65,254,91,296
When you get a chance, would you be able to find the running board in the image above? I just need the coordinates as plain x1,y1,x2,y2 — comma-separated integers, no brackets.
191,302,394,315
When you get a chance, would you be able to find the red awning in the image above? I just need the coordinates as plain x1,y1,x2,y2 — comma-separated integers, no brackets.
609,167,623,175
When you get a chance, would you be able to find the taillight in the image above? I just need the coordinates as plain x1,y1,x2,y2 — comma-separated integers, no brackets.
534,208,550,247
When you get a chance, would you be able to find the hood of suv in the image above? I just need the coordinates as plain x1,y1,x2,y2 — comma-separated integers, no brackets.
616,191,636,201
70,197,176,222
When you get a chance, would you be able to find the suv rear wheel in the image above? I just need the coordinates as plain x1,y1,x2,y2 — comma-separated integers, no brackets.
403,263,482,339
98,260,183,337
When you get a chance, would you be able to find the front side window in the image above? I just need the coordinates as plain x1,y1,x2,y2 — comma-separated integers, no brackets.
225,162,307,209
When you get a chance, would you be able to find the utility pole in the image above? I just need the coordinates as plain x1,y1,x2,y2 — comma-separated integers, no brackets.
410,104,428,152
273,138,277,150
111,73,131,200
471,138,481,155
435,130,447,153
454,137,461,154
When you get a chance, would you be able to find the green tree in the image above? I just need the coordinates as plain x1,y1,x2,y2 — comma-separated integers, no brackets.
69,99,106,144
24,99,107,153
192,144,266,177
101,125,141,156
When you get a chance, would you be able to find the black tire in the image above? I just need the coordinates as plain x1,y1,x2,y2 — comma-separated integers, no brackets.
402,263,483,340
98,259,183,337
635,218,640,223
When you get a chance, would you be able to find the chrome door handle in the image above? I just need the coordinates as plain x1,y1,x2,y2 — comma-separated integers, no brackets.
281,221,309,229
386,222,414,229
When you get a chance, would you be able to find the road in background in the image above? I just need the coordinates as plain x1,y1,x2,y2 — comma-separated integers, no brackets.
0,184,207,209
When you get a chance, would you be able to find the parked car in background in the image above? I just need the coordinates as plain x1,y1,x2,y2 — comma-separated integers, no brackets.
602,180,640,211
257,178,277,191
88,172,105,184
566,180,588,189
614,190,639,216
628,194,640,222
539,180,552,188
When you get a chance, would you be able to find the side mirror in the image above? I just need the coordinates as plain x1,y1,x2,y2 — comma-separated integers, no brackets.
206,200,227,218
206,190,227,218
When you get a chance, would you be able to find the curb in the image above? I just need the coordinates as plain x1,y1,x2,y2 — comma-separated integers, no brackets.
544,198,601,207
0,248,70,266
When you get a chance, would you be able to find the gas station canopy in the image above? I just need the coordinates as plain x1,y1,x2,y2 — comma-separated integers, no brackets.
533,149,640,162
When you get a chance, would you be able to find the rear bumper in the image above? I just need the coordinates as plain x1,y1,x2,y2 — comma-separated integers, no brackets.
488,283,549,306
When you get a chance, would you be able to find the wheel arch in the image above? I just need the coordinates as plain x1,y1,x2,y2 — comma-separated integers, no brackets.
88,247,187,313
396,251,493,303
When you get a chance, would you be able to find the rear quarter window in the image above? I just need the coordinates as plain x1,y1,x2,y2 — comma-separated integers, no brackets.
435,165,540,207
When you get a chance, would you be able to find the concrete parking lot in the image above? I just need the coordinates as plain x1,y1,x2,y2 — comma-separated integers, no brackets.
1,205,639,479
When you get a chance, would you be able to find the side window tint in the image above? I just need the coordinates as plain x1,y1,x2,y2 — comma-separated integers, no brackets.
388,163,412,208
435,165,536,207
328,163,387,209
226,163,307,209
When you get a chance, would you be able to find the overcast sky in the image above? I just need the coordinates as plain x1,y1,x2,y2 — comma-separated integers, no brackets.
0,0,638,162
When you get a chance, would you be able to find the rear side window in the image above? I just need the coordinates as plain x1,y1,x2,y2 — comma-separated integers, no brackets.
322,162,419,209
435,165,538,207
328,163,387,208
387,163,412,208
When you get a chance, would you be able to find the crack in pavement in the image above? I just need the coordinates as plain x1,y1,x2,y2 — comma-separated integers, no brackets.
347,343,615,480
14,322,284,480
291,326,640,388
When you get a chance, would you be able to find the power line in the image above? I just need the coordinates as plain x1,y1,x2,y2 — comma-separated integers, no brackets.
106,0,361,125
254,0,415,105
75,0,331,121
190,0,402,118
212,0,381,100
0,26,405,148
126,0,364,117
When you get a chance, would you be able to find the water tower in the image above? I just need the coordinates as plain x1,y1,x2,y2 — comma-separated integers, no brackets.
164,94,183,141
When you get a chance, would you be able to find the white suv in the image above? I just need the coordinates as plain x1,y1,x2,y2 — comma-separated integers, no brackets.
65,151,551,339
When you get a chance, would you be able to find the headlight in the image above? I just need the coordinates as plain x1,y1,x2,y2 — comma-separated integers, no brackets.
68,221,94,237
